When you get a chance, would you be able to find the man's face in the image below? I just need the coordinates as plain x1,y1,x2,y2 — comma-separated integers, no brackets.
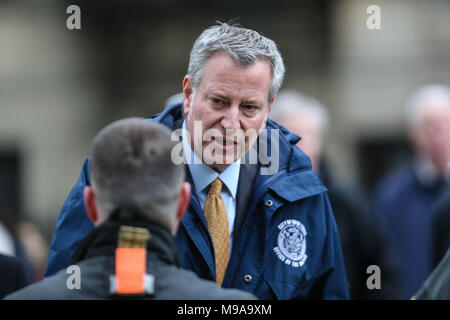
183,51,274,172
412,99,450,172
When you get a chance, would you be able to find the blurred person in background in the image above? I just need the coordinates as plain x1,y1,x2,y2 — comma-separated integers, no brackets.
0,193,36,283
271,90,401,299
17,221,49,280
373,84,450,299
0,253,28,299
6,118,256,300
164,92,183,108
0,190,48,282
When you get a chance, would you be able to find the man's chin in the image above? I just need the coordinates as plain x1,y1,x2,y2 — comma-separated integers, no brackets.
203,156,238,172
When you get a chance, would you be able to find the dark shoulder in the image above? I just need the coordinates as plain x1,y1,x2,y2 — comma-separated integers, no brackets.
0,254,28,297
415,247,450,299
5,257,106,300
5,270,71,300
155,265,257,300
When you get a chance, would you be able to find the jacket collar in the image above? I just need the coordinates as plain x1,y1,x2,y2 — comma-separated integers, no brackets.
70,215,181,267
147,102,185,130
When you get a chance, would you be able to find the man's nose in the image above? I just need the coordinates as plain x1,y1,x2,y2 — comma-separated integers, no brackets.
221,104,241,130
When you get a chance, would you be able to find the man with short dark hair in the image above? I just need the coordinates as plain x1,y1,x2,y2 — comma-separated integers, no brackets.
6,118,256,299
45,23,349,299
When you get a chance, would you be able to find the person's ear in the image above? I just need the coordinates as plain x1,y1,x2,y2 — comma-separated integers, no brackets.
261,96,275,130
268,96,275,117
177,182,191,221
84,186,98,224
182,76,194,116
171,182,191,235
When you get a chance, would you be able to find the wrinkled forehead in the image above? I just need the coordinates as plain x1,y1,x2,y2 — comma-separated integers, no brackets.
203,49,274,73
199,51,273,100
417,99,450,125
411,96,450,125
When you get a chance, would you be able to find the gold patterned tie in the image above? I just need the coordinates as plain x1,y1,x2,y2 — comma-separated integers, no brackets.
204,178,230,286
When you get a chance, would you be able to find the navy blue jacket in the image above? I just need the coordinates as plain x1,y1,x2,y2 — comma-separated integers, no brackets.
46,103,349,300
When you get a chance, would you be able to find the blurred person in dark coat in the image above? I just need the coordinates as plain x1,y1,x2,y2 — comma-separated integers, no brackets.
0,196,36,283
5,118,256,300
373,84,450,299
0,253,28,299
271,90,401,299
431,187,450,267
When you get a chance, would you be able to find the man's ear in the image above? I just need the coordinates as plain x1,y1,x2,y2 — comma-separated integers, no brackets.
177,182,191,222
171,182,191,235
182,75,194,116
267,96,275,119
84,186,98,224
261,96,275,129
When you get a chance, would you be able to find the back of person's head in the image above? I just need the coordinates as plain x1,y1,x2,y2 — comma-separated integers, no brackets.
404,84,450,171
188,22,285,101
164,92,183,108
270,89,329,172
405,84,450,128
89,118,185,230
270,89,329,133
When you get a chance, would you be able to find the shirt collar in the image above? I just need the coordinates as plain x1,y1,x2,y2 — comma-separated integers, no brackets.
182,120,240,198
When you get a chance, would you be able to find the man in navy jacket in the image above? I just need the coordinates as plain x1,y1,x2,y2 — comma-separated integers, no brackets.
45,22,349,300
373,84,450,299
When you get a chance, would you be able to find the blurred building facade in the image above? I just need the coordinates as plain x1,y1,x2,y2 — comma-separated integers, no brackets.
0,0,449,246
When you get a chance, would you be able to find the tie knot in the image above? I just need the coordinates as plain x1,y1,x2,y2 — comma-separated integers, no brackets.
209,178,223,194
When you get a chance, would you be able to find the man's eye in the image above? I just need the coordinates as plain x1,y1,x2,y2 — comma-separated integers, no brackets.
212,98,223,105
243,105,257,111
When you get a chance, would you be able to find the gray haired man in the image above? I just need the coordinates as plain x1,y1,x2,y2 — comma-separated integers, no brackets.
45,23,350,299
373,84,450,298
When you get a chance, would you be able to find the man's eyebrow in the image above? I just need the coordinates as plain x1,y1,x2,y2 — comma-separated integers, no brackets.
207,92,230,100
241,99,263,106
206,91,264,106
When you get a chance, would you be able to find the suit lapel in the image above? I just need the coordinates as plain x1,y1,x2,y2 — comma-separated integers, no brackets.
233,161,259,239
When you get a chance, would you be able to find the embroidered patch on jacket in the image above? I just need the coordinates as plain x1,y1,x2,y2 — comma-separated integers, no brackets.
273,219,307,267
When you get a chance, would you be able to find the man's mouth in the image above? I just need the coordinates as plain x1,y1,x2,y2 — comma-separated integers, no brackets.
213,137,237,146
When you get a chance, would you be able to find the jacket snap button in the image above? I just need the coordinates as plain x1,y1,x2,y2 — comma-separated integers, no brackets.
244,274,252,283
265,199,273,207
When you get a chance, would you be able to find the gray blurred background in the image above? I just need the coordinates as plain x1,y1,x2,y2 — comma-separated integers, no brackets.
1,0,449,278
